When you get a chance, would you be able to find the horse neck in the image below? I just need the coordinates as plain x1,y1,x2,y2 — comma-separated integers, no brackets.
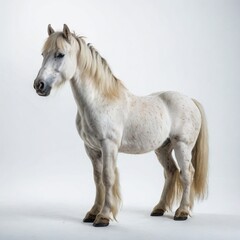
70,69,130,119
70,73,97,111
70,40,128,111
76,38,126,98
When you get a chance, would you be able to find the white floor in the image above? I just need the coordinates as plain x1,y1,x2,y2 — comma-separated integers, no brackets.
0,203,239,240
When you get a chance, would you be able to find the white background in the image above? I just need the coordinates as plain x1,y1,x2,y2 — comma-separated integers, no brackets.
0,0,240,239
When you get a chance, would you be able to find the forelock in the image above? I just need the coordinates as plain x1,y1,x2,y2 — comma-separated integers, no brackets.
42,32,71,53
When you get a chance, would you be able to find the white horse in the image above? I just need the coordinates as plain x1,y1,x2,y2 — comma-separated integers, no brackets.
34,24,208,227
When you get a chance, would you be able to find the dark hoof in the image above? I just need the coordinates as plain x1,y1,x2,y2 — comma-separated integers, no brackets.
174,212,188,221
151,209,165,216
93,221,109,227
83,213,97,223
93,216,110,227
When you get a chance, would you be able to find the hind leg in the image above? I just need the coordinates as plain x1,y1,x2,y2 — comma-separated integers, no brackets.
173,141,195,220
151,141,177,216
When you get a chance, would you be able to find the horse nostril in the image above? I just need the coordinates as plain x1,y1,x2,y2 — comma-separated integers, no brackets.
38,81,45,91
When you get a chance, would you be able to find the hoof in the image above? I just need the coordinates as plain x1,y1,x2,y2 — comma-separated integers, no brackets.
93,215,110,227
83,213,97,223
151,208,165,216
174,211,188,221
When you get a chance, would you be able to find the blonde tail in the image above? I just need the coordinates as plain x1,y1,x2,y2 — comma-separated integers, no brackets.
191,99,209,200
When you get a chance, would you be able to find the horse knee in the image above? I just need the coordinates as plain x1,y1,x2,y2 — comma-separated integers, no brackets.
102,169,115,188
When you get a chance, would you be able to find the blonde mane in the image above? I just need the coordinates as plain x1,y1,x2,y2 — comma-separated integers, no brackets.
43,32,125,99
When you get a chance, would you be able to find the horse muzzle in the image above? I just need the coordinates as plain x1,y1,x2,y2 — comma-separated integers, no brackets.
34,79,52,96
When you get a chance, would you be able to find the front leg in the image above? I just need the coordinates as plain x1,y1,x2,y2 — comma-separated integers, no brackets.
93,139,121,227
83,145,104,223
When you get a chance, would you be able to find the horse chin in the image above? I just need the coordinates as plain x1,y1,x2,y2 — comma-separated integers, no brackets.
36,88,51,97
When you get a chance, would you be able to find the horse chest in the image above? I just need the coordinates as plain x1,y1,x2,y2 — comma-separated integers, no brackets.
75,114,99,149
75,110,119,150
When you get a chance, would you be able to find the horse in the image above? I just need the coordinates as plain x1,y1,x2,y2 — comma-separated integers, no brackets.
33,24,208,227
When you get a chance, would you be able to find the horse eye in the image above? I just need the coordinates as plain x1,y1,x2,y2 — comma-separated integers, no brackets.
55,53,65,58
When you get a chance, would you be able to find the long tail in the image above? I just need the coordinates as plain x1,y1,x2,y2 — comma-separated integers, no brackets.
191,99,209,201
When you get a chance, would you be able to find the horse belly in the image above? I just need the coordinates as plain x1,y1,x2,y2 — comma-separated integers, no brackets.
119,105,170,154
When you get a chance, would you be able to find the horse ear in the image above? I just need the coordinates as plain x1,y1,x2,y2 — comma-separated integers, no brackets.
63,24,71,41
48,24,55,36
